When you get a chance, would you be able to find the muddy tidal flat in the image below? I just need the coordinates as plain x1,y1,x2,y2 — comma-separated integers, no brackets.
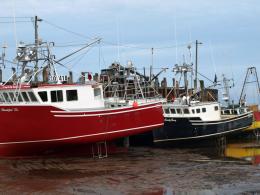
0,147,260,194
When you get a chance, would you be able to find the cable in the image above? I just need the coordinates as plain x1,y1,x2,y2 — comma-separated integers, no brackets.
43,19,95,41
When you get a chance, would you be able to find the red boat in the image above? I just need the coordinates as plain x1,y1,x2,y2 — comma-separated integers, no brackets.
0,83,163,156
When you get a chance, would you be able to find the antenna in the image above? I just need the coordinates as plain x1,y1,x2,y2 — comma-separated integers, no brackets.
12,0,18,48
150,47,154,81
116,18,120,63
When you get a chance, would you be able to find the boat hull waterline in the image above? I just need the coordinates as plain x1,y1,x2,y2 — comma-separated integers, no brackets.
0,102,163,156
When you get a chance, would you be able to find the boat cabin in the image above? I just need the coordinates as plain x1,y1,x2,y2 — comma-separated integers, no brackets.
163,101,221,121
0,82,105,111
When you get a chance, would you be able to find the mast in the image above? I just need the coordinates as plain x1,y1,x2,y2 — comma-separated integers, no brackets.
239,67,260,105
194,40,202,91
34,15,42,82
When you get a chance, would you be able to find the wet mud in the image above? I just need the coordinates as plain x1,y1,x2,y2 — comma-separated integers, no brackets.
0,147,260,194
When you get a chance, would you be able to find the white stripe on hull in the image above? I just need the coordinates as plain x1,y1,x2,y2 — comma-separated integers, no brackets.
154,125,251,142
190,113,253,125
53,104,161,117
0,123,164,145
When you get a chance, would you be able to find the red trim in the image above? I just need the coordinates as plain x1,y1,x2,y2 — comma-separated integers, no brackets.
0,83,99,91
254,111,260,121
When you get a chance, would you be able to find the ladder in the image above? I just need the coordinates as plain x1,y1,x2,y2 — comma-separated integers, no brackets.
91,141,108,158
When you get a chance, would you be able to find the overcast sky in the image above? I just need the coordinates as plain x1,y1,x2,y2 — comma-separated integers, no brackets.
0,0,260,104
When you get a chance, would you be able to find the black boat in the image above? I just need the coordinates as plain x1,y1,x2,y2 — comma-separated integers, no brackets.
153,63,253,144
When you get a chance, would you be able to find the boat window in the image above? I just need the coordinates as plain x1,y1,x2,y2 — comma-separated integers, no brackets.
224,110,231,114
176,108,182,114
66,90,78,101
192,109,195,114
202,108,206,113
15,92,23,102
214,106,219,111
170,108,176,114
94,88,101,98
184,109,189,114
9,92,15,102
51,90,63,102
234,110,238,115
21,92,30,102
196,108,200,113
28,92,38,102
3,92,11,102
38,91,48,102
0,93,5,102
164,108,170,114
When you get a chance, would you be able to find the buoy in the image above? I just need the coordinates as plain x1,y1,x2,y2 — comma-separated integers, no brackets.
133,101,138,108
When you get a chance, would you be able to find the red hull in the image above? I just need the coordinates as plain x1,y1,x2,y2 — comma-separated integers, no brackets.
0,102,163,156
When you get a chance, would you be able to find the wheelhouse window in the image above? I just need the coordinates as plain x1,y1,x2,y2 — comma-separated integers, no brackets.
51,90,63,102
202,108,206,113
94,88,101,99
28,92,38,102
38,91,48,102
164,108,170,114
15,92,23,102
3,92,11,102
176,108,182,114
196,108,201,113
170,109,176,114
21,92,30,102
192,109,195,114
0,93,5,103
66,90,78,101
8,92,15,102
184,109,189,114
224,110,231,114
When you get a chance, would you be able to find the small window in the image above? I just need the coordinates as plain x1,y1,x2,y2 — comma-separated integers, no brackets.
164,108,170,114
66,90,78,101
170,109,176,114
224,110,231,114
234,110,238,115
184,109,189,114
0,93,5,102
9,92,15,102
51,90,63,102
15,92,23,102
192,109,195,114
38,91,48,102
3,92,11,102
22,92,30,102
28,92,38,102
214,106,219,111
202,108,206,113
196,108,200,113
94,88,101,98
176,109,182,114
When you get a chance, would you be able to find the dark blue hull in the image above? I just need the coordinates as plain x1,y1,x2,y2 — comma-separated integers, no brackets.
153,112,253,143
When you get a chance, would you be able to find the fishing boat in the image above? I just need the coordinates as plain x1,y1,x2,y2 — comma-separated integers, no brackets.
0,19,163,156
153,63,253,144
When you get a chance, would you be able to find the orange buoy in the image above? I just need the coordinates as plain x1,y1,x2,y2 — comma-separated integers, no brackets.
132,101,138,108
